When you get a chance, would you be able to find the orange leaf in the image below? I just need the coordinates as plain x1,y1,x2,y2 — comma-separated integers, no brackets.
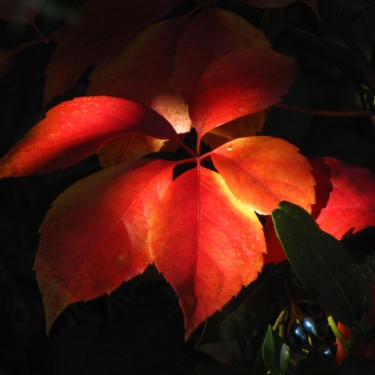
35,159,176,331
174,8,271,102
190,49,295,139
89,15,191,134
211,136,315,215
44,0,181,104
150,165,266,338
0,96,177,177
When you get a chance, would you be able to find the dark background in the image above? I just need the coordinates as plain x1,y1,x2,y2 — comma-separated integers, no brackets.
0,1,374,374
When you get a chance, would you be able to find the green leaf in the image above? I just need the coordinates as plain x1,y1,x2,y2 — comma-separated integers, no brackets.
271,201,371,326
262,325,289,375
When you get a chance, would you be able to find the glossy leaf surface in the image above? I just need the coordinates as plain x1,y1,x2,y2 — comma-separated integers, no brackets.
272,201,372,326
36,159,176,331
190,49,295,139
151,165,266,338
0,96,177,177
262,325,289,375
211,136,315,215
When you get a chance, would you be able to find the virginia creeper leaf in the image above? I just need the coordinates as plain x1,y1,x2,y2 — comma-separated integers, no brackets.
44,0,181,104
264,157,375,264
272,201,371,326
150,165,266,338
202,111,267,150
190,49,295,140
36,159,176,331
211,136,315,215
313,157,375,239
174,8,271,102
97,134,178,168
0,96,177,177
89,15,191,134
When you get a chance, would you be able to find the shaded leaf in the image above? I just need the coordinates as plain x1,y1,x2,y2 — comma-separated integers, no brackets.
97,134,178,168
263,216,287,265
174,8,271,102
151,165,266,338
89,15,191,134
272,201,371,326
44,0,181,104
265,157,375,264
262,325,289,375
0,96,177,177
211,136,315,215
190,49,295,140
35,159,176,331
202,111,267,150
313,157,375,239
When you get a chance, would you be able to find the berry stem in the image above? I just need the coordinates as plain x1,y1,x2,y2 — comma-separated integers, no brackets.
327,315,350,352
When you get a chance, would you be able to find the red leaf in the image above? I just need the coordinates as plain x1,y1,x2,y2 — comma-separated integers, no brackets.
89,15,191,134
151,165,266,338
264,157,375,264
314,157,375,239
190,48,295,140
174,8,271,102
44,0,181,104
0,96,177,177
211,136,315,215
35,159,176,331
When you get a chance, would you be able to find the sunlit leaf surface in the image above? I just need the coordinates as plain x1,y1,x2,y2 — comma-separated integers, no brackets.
151,165,266,337
36,159,176,331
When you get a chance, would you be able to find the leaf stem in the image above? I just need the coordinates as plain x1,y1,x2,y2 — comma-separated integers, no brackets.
276,102,373,117
272,308,287,332
173,135,197,158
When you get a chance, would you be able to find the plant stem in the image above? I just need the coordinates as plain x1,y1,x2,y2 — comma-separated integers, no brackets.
276,102,373,117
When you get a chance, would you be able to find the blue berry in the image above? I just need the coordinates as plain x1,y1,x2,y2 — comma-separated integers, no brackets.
321,345,336,359
292,324,307,342
302,317,318,336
